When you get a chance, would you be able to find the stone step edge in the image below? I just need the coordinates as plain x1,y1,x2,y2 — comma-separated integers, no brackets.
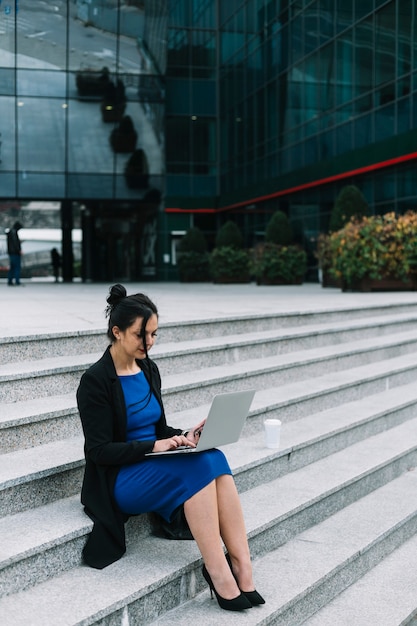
2,468,417,626
3,379,417,492
3,309,417,373
2,301,417,345
2,352,417,454
301,531,417,626
2,415,417,592
149,470,417,626
2,325,417,385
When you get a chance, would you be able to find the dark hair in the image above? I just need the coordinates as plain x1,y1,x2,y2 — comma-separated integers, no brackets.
106,284,158,411
105,284,158,352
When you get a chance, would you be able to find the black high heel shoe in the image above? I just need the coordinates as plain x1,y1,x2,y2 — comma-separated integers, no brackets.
225,553,266,606
201,565,252,611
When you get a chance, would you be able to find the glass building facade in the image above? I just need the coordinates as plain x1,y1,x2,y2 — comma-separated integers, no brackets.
1,1,417,281
0,0,166,281
165,0,417,278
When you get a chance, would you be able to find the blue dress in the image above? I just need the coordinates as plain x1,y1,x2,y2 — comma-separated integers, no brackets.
113,371,232,521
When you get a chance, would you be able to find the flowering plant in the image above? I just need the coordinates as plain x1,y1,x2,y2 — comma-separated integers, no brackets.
328,212,417,287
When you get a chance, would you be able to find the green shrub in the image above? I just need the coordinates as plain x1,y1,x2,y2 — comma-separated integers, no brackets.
178,227,208,253
210,246,251,282
329,185,368,232
215,221,244,249
177,228,210,281
253,243,307,284
265,211,293,245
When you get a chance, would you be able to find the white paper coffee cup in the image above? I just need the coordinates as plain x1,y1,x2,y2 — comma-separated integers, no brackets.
264,418,281,449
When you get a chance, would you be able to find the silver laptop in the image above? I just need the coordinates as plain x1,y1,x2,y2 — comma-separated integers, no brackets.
146,389,255,456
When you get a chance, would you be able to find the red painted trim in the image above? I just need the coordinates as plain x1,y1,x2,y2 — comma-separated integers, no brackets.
165,151,417,214
164,207,216,213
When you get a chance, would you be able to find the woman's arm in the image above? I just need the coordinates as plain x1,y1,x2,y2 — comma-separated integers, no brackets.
77,369,155,465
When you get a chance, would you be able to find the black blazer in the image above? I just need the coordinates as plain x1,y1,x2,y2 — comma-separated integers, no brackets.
76,346,182,569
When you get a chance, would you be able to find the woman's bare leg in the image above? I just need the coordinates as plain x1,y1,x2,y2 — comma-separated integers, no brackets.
183,480,241,599
215,474,255,592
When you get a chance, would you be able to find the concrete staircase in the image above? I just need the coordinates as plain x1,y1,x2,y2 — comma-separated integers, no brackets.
1,302,417,625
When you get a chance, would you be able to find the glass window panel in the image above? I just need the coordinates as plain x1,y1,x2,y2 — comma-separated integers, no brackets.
412,91,417,126
397,0,412,77
0,68,15,96
0,5,16,66
377,82,396,106
320,43,335,111
335,0,352,34
375,3,396,86
334,121,353,154
0,173,17,197
16,2,68,69
166,117,191,165
67,174,115,199
166,78,191,112
67,97,113,174
17,173,65,199
354,20,374,97
335,35,353,106
374,103,395,141
396,97,411,134
374,170,396,203
192,30,215,66
353,113,374,149
0,97,16,170
355,0,373,20
320,130,336,159
304,136,319,166
317,1,334,44
17,98,66,172
292,13,305,62
17,70,67,98
191,80,216,114
69,5,118,74
397,165,417,198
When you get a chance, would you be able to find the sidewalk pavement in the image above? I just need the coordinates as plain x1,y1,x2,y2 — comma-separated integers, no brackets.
1,278,417,338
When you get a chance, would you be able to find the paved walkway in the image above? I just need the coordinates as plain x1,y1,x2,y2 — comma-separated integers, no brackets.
1,278,417,338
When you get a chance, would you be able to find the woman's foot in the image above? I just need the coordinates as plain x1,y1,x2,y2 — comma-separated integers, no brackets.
202,565,252,611
225,553,265,605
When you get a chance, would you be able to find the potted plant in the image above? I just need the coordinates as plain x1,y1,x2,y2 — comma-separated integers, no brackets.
253,243,307,285
210,220,251,283
316,233,342,288
124,149,149,189
329,184,368,233
100,79,126,123
110,115,138,153
328,211,417,291
253,211,307,285
177,227,211,282
76,66,111,99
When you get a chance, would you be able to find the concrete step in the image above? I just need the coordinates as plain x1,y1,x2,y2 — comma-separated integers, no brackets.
2,458,417,624
0,394,80,453
2,347,417,454
149,470,417,626
3,377,417,516
302,532,417,625
2,302,417,624
1,416,417,601
2,326,417,404
2,302,416,364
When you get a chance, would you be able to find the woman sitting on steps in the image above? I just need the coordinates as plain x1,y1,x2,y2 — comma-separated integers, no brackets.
77,283,265,612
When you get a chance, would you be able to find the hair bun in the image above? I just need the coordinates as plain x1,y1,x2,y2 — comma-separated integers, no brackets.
106,283,127,311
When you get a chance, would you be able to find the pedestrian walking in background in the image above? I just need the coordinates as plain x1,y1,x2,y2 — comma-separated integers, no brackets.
51,247,62,283
7,221,23,286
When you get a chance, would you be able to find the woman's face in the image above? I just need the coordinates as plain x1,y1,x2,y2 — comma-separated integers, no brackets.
113,314,158,360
